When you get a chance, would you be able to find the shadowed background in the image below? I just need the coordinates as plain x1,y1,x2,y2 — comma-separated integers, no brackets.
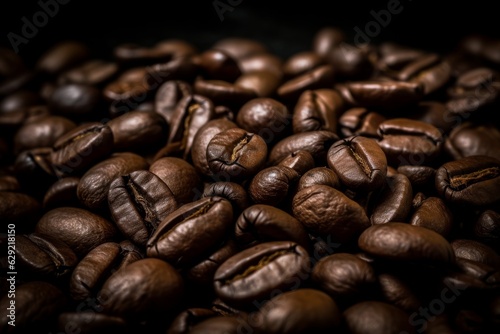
1,0,499,64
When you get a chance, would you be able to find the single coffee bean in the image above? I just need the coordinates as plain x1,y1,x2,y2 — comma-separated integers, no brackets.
435,155,500,206
36,41,89,75
238,53,283,78
58,312,128,334
277,65,335,101
202,181,250,213
269,130,339,166
474,210,500,249
336,81,423,109
16,232,78,279
327,136,387,192
297,167,340,191
145,56,198,87
43,176,80,209
166,308,218,334
253,288,341,334
147,196,233,267
213,37,267,60
49,83,102,118
283,51,324,78
342,301,415,334
313,27,346,58
237,98,290,145
326,44,374,80
98,258,183,321
0,191,40,231
445,122,500,161
292,89,343,134
58,59,119,86
410,194,453,237
107,110,168,152
275,150,315,176
213,241,311,308
377,42,426,74
149,157,201,204
397,165,436,190
154,80,192,124
393,53,441,81
13,115,76,154
234,70,281,97
338,107,386,138
168,94,214,159
0,90,41,114
312,253,376,302
377,272,422,312
235,204,310,250
194,77,257,108
35,207,117,258
207,128,267,180
451,239,500,268
108,170,178,246
248,166,299,205
51,122,114,176
378,118,443,165
194,49,242,82
0,281,66,334
358,222,455,264
410,60,452,95
292,185,370,243
77,152,148,210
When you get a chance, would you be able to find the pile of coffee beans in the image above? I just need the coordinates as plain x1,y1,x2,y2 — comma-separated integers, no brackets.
1,27,500,334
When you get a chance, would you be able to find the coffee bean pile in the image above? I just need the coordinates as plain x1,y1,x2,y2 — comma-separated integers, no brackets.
1,27,500,334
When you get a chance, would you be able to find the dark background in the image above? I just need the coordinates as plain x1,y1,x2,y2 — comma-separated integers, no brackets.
1,0,499,64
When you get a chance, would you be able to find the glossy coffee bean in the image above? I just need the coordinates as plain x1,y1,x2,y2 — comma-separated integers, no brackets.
313,27,346,58
98,258,183,321
445,122,500,161
451,239,500,268
276,150,315,176
77,152,148,209
213,37,267,60
234,70,281,97
213,241,311,308
154,80,192,123
358,222,455,264
188,316,245,334
43,176,80,209
248,166,299,205
397,165,436,190
292,89,343,134
292,185,370,243
48,83,102,118
327,136,387,192
283,51,324,78
410,194,453,237
239,53,283,78
51,122,114,176
435,155,500,206
202,181,250,213
207,128,267,180
194,49,241,82
58,59,119,86
36,41,89,75
194,77,257,108
0,90,41,114
235,204,310,250
253,288,341,334
108,170,178,246
277,65,335,101
377,272,422,312
147,197,233,267
327,44,373,80
378,118,443,165
57,312,128,334
474,210,500,249
35,207,117,258
297,167,340,191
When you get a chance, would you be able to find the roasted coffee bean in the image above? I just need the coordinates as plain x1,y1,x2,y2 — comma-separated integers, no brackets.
277,65,335,101
377,272,422,312
312,253,376,301
337,81,423,109
77,152,148,209
292,89,343,134
358,222,455,264
194,77,257,108
149,157,201,204
276,150,315,176
292,185,370,243
397,165,436,190
0,281,66,334
43,176,80,209
252,288,341,334
13,115,76,154
338,107,386,138
0,90,41,114
16,233,78,279
0,191,40,230
235,204,310,250
70,241,142,301
327,136,387,192
48,83,102,118
237,98,289,144
378,118,443,165
107,110,167,152
410,194,453,237
283,52,324,78
0,175,19,192
234,70,281,97
435,155,500,206
213,37,267,60
326,44,374,80
474,210,500,249
297,167,340,191
36,41,89,75
269,130,339,166
377,42,426,73
35,207,117,257
145,56,198,87
313,27,346,58
166,308,217,334
207,128,267,180
194,49,241,82
108,170,178,246
154,80,192,123
167,94,214,159
239,53,283,78
248,166,299,205
51,122,114,176
213,241,311,308
97,258,183,321
445,122,500,161
451,239,500,268
58,59,119,86
57,312,128,334
202,181,250,213
342,301,415,334
147,197,233,267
